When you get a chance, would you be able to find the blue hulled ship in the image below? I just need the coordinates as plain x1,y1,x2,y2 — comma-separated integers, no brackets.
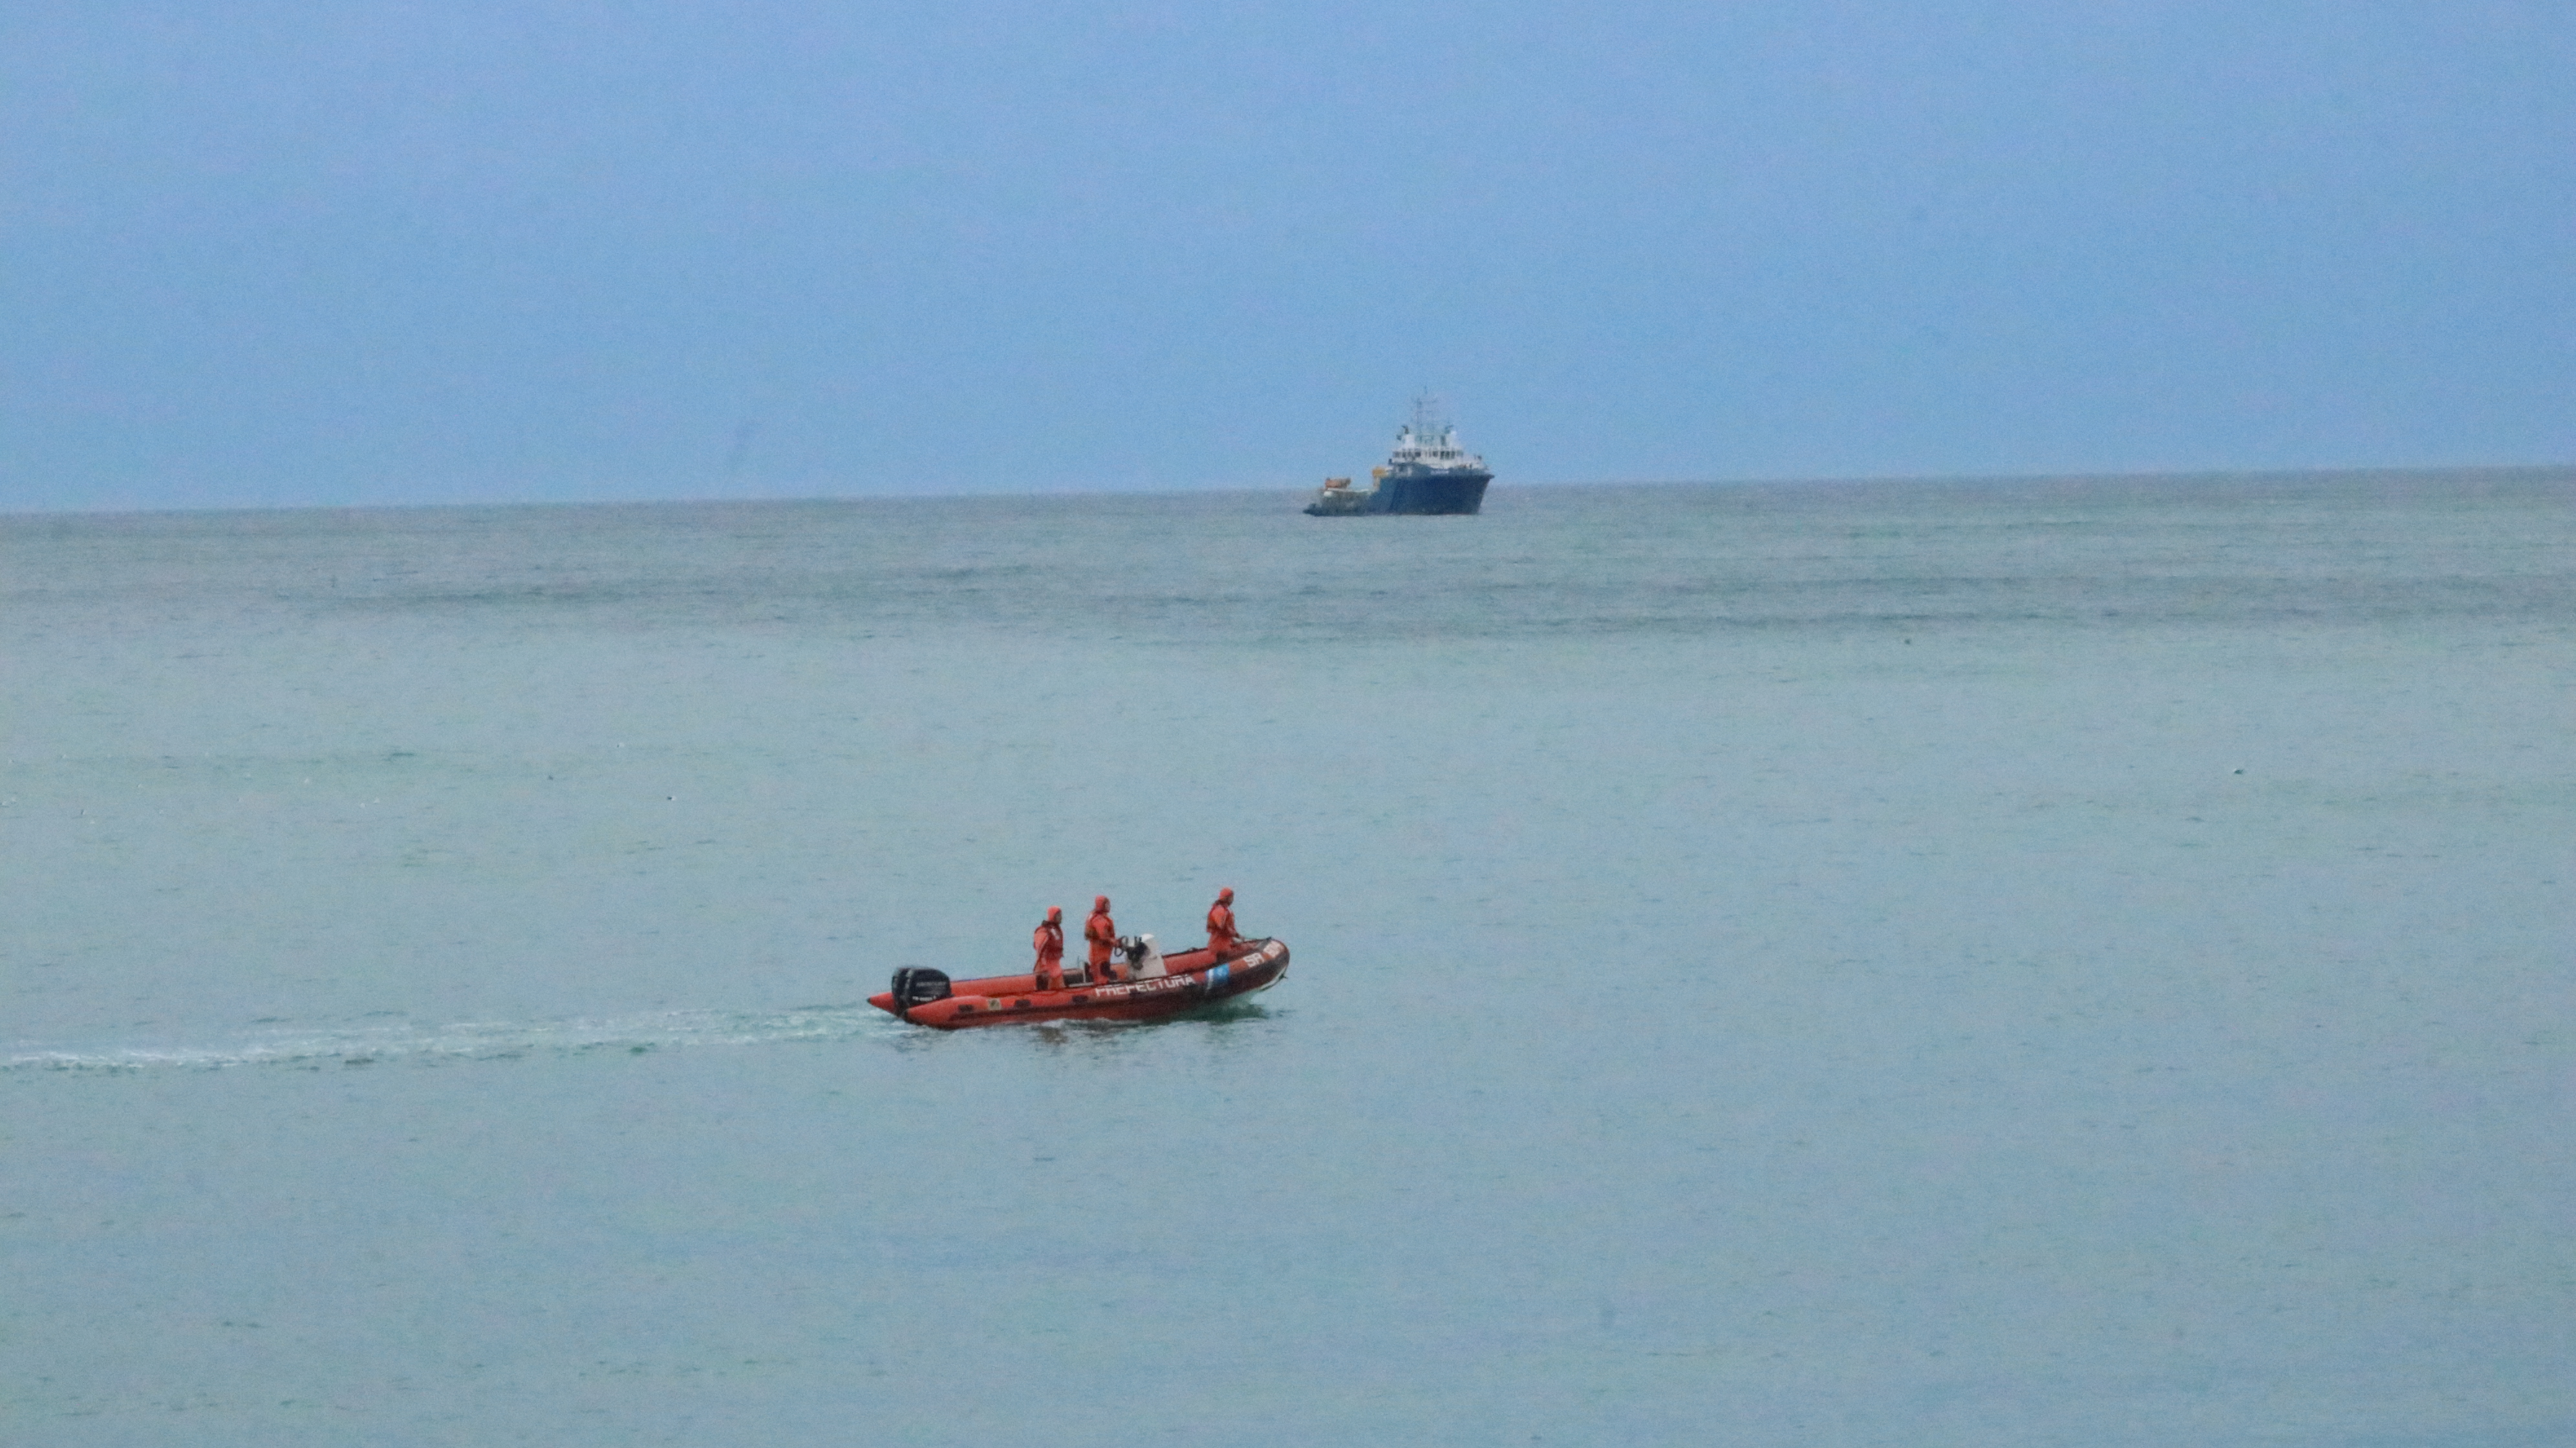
1305,397,1493,516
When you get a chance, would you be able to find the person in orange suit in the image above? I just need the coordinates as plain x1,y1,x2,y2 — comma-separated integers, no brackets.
1204,886,1239,957
1084,895,1122,984
1032,906,1066,992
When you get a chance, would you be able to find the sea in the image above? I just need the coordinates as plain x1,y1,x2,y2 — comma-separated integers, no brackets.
4,472,2571,1447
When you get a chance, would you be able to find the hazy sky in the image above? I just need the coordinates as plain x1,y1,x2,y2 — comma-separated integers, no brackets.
5,1,2571,509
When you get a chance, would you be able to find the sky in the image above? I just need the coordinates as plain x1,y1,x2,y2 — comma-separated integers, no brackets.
4,0,2571,509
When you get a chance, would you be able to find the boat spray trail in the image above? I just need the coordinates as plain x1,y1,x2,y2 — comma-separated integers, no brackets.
3,1004,905,1074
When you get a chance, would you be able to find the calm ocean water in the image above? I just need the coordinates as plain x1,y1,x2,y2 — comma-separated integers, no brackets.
5,473,2572,1446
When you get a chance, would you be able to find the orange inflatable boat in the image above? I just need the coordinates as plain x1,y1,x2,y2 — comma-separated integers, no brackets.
872,935,1289,1029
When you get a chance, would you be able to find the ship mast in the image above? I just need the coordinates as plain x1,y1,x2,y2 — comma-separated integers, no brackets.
1410,390,1450,444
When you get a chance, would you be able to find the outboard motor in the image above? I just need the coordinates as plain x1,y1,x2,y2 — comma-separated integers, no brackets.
888,966,952,1021
1119,933,1168,980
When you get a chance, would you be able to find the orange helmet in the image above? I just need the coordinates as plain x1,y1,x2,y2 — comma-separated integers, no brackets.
1045,906,1062,922
1217,886,1234,902
1095,895,1110,910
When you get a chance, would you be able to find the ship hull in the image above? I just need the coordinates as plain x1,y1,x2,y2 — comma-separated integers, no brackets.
1368,470,1490,514
1306,469,1490,516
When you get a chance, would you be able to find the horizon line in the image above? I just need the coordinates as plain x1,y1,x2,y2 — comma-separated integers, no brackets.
6,460,2571,520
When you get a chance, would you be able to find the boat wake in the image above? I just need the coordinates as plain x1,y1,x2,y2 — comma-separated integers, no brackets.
4,1004,901,1074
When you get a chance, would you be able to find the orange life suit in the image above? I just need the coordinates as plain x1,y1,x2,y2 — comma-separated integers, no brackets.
1205,887,1239,957
1085,896,1122,983
1031,908,1066,992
